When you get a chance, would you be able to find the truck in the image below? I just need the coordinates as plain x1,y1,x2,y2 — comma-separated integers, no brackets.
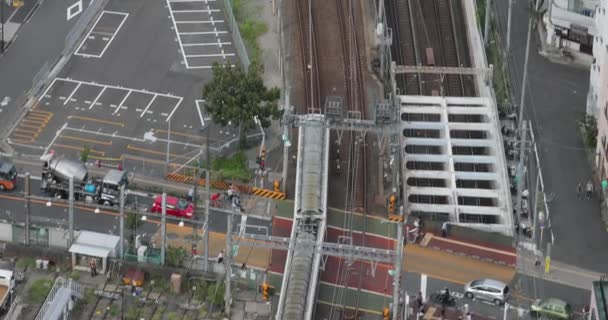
0,269,14,310
0,160,17,192
40,154,128,206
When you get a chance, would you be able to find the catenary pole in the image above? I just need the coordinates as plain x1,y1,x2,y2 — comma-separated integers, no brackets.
24,173,30,245
506,0,513,52
484,0,492,45
119,184,125,258
161,192,167,266
69,177,74,246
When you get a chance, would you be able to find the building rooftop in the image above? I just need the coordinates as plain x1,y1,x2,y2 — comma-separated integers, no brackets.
399,95,512,235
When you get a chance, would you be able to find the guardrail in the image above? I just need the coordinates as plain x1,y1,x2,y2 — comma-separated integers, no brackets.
35,277,86,320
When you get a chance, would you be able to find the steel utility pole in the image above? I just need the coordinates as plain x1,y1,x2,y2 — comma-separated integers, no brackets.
69,177,74,246
24,173,30,245
119,184,125,258
484,0,492,45
514,121,528,237
506,0,513,52
1,0,4,54
392,213,404,318
224,209,234,317
204,103,211,272
518,0,540,128
161,192,167,266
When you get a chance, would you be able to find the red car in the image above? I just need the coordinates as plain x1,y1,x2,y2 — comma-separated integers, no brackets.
150,195,194,218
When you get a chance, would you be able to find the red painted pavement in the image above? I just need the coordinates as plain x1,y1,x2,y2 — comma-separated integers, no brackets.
270,217,395,295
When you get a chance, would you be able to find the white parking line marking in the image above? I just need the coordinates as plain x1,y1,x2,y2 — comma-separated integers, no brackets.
172,9,220,13
89,87,107,109
169,0,216,2
175,20,225,24
185,53,235,58
180,31,228,35
115,91,131,115
40,78,59,101
63,83,82,106
140,95,158,118
166,97,184,121
183,42,231,46
75,11,129,58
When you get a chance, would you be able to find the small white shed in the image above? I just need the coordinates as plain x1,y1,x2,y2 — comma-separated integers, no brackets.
69,231,120,274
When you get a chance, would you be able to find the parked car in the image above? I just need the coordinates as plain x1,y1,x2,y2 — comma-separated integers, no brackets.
530,298,573,319
150,195,193,218
464,278,509,305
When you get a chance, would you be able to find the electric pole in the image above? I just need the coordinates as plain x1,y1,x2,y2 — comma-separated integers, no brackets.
518,0,540,128
484,0,492,45
119,184,125,258
69,177,74,247
506,0,513,52
392,212,404,318
204,102,211,272
24,172,30,245
224,209,234,317
161,192,167,266
1,0,4,54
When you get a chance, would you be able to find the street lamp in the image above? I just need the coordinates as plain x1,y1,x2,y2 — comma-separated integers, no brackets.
178,220,184,228
140,215,147,221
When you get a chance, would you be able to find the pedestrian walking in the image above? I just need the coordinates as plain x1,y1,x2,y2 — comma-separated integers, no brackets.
466,312,472,320
586,180,594,200
577,182,583,200
441,222,448,237
217,250,224,264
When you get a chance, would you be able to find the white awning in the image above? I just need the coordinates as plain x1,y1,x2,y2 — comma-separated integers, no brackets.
69,244,111,258
68,231,120,258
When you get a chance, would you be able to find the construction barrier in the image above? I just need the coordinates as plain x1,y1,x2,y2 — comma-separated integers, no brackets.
166,173,287,200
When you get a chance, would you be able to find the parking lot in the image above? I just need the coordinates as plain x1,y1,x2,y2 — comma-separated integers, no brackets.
75,10,129,58
9,77,238,169
166,0,236,68
7,0,241,172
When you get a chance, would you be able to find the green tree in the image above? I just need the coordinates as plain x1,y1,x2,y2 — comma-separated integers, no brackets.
202,62,282,147
80,145,90,163
206,282,225,307
166,246,187,267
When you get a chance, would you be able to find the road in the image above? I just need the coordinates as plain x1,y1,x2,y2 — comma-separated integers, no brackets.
0,0,88,138
493,0,608,271
0,175,271,241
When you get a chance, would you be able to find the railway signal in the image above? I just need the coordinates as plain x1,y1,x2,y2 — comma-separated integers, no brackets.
383,307,391,320
387,194,396,214
388,214,404,223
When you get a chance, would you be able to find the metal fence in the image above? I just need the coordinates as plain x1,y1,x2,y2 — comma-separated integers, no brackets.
35,277,87,320
223,0,250,69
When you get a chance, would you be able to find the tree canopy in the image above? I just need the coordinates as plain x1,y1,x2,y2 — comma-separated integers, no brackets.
202,62,282,144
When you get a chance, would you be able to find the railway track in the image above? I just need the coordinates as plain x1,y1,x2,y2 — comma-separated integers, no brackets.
296,0,321,113
433,0,465,96
389,0,421,95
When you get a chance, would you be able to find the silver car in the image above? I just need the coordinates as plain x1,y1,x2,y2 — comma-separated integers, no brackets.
464,278,509,305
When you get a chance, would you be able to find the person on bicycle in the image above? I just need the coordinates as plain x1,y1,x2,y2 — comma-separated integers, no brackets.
441,287,451,304
586,180,594,200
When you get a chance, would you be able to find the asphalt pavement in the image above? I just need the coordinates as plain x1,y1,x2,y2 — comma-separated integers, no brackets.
493,0,608,271
0,175,271,239
5,0,241,180
0,0,87,135
402,271,590,320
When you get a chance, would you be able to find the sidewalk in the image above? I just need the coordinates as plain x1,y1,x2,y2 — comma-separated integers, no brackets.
151,223,272,270
421,232,516,267
517,246,604,291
